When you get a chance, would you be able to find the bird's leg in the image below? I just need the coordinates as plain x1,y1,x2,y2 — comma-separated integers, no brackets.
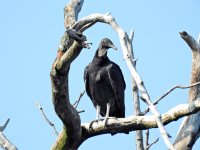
103,103,110,126
103,103,116,127
89,105,102,130
96,105,100,120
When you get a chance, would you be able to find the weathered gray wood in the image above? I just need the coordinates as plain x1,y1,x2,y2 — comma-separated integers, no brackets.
0,132,18,150
0,119,17,150
50,0,85,149
133,78,144,150
174,31,200,150
128,30,144,150
50,1,200,149
80,100,200,140
0,119,10,132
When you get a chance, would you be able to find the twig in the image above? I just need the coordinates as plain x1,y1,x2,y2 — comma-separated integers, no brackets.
144,129,159,150
129,29,134,42
142,81,200,115
35,102,59,136
73,90,85,108
0,119,10,132
146,138,159,150
145,130,149,148
77,110,85,113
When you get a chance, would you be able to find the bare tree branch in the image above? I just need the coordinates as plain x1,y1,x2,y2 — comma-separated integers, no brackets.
50,1,200,149
174,31,200,150
179,31,200,51
81,100,200,142
0,119,17,150
142,81,200,115
73,90,85,108
127,29,144,150
0,132,18,150
144,129,159,150
129,29,134,42
77,110,85,113
64,0,84,28
145,130,150,149
36,102,59,136
146,138,159,150
0,119,10,132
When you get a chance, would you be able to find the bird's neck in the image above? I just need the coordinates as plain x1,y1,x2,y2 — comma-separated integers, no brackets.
92,50,109,66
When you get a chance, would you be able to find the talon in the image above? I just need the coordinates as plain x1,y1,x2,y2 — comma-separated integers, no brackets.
89,118,103,130
83,41,92,49
103,116,116,127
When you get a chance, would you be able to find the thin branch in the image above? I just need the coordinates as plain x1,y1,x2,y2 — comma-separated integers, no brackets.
144,129,159,150
145,130,149,148
145,138,159,150
128,29,144,150
77,110,85,113
0,132,18,150
142,81,200,115
129,29,134,42
35,102,59,136
0,119,10,132
73,90,85,108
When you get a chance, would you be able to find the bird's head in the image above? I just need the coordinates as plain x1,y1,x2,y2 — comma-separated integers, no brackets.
98,38,117,57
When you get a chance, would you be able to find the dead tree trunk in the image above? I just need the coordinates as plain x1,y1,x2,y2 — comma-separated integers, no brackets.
50,1,84,150
174,31,200,150
50,1,200,149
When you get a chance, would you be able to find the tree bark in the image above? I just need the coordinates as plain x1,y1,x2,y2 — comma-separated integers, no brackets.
50,1,84,149
79,100,200,142
50,1,200,149
0,119,18,150
128,30,144,150
50,41,83,150
0,132,18,150
174,31,200,150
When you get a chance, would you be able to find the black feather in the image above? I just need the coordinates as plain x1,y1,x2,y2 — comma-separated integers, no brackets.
84,38,126,118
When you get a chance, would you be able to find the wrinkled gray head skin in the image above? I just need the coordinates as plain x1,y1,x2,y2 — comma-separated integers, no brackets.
98,38,117,57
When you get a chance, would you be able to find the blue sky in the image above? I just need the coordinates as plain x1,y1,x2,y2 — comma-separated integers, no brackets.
1,0,200,149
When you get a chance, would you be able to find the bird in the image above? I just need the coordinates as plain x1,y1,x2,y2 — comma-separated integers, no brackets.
84,38,126,126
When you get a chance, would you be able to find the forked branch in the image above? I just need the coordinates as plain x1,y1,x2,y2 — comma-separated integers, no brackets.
142,81,200,115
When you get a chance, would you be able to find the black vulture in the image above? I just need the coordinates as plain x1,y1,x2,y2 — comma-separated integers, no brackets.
84,38,126,125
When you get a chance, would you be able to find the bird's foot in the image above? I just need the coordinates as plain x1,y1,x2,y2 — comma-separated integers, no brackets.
103,116,116,127
89,118,104,130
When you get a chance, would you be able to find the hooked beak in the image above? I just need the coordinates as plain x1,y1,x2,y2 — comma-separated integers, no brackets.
98,42,117,57
108,43,117,50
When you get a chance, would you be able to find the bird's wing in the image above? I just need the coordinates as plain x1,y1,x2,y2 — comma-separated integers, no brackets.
84,65,92,100
107,63,126,116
